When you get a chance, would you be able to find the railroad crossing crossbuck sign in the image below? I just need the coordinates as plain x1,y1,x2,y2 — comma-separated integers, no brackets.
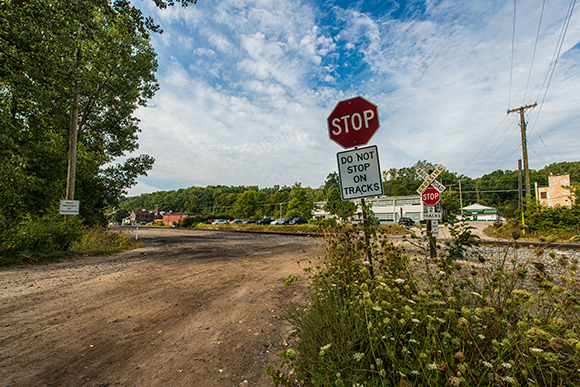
416,165,446,195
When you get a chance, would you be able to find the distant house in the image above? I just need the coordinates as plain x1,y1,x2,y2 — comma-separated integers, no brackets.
129,210,157,225
126,206,162,225
535,174,573,208
163,212,198,226
461,204,498,221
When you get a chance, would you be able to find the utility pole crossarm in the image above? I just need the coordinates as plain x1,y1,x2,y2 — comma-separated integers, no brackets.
506,102,537,115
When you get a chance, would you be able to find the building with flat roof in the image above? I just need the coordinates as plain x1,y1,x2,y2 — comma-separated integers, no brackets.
535,174,573,208
314,194,427,224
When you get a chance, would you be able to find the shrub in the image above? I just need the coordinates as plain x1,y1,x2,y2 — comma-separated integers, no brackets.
0,215,83,266
268,223,580,386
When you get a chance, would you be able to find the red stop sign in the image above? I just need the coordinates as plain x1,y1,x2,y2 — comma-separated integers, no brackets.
328,96,380,148
422,187,441,206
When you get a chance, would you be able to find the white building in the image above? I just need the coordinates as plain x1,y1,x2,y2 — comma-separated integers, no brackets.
314,194,427,224
460,204,498,221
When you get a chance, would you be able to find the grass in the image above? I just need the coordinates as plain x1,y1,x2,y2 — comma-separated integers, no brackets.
266,221,580,386
1,216,143,268
483,220,580,243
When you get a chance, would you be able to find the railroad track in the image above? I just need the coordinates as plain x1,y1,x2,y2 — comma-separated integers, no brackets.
477,238,580,251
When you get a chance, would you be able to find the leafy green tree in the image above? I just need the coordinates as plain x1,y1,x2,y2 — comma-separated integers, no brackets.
286,183,314,218
324,187,357,222
184,194,200,213
1,0,158,226
233,191,257,218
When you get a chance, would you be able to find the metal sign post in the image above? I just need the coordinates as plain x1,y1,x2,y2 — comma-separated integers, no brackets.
416,165,446,259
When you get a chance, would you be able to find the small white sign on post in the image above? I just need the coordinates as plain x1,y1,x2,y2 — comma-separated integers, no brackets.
337,145,383,200
59,200,80,215
431,220,439,237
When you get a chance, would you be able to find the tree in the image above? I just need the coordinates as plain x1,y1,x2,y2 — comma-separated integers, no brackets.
1,0,159,226
184,194,200,213
324,187,357,222
233,191,257,218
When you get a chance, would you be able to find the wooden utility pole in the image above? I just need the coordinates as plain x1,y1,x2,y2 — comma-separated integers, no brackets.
459,179,463,218
65,47,82,223
518,159,523,210
507,103,537,197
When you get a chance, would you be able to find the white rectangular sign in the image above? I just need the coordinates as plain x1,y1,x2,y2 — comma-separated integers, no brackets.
59,200,80,215
423,212,442,220
337,145,384,200
431,220,439,237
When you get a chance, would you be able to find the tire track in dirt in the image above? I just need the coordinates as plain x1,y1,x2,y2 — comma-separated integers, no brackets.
0,230,316,387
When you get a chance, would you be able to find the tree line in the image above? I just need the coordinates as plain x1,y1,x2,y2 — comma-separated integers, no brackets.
117,161,580,221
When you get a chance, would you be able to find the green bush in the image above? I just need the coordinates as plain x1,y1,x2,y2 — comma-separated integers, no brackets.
1,215,143,267
268,224,580,386
69,227,142,255
180,215,202,228
0,215,83,266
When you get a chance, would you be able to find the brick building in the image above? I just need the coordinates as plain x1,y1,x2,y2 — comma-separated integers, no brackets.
535,174,573,208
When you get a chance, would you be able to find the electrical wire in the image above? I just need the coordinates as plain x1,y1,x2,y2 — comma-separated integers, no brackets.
508,0,517,109
463,115,518,176
526,0,576,163
459,114,509,176
521,0,545,104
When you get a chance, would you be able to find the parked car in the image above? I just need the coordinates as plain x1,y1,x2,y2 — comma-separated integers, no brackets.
270,218,285,225
232,219,244,224
211,219,228,225
398,217,414,226
257,217,273,225
246,219,259,224
289,217,308,225
277,217,293,225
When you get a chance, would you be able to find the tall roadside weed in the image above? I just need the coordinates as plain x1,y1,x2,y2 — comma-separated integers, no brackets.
267,221,580,386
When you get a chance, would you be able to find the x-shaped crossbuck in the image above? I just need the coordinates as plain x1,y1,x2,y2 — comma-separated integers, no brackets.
416,165,446,194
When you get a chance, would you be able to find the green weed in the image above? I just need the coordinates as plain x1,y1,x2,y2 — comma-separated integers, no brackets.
267,223,580,386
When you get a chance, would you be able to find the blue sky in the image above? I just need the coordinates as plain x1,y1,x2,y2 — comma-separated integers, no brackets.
127,0,580,196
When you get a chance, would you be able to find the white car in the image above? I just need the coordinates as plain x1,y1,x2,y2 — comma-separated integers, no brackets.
211,219,228,225
270,218,285,225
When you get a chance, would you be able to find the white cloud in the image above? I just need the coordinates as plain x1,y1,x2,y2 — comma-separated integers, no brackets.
128,0,580,194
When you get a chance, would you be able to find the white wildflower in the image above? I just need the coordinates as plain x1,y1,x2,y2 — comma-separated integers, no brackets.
478,334,486,340
501,376,516,384
319,343,331,356
412,319,420,324
501,362,512,369
427,362,438,370
482,361,493,368
395,278,406,284
411,370,420,375
530,348,543,353
353,352,365,361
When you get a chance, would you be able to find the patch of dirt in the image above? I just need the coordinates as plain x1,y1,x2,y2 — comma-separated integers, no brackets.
0,228,317,387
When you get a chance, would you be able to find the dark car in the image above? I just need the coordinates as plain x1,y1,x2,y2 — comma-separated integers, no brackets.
257,217,273,225
280,217,294,225
289,217,308,225
398,217,414,226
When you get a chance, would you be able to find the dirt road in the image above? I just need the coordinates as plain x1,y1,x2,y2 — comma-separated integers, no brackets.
0,228,316,387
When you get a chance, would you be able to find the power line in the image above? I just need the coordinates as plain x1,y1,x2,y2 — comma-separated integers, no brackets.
508,0,517,109
522,0,545,104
